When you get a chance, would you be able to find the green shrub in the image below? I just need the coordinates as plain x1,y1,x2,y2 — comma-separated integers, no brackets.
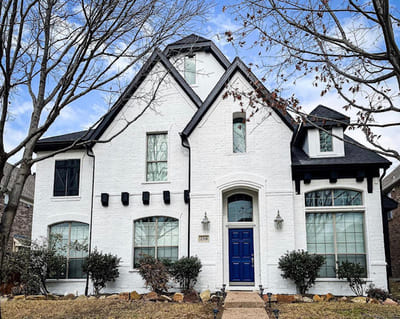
170,256,202,291
82,248,120,295
137,255,170,293
337,261,366,296
366,283,389,301
278,250,325,294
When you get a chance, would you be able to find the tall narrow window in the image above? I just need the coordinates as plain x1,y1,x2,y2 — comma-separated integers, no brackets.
319,129,333,152
184,55,196,85
233,115,246,153
134,216,179,268
146,133,168,181
49,222,89,279
53,159,80,196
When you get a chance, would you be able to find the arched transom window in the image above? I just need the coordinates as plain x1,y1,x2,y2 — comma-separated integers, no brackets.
49,222,89,279
134,216,178,268
305,189,366,278
228,194,253,222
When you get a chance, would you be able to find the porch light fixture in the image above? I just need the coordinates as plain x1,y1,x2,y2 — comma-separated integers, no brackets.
201,212,210,231
274,210,284,229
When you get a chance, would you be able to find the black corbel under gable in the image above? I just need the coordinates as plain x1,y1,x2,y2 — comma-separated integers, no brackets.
292,165,381,194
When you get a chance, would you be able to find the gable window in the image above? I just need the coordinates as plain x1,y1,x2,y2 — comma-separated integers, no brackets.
146,133,168,182
49,222,89,279
305,189,366,278
319,129,333,152
53,159,80,196
134,216,178,268
228,194,253,222
233,113,246,153
184,55,196,85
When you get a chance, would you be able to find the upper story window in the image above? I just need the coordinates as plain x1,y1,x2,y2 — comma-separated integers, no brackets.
228,194,253,222
184,55,196,85
49,221,89,279
53,159,80,196
319,129,333,152
146,133,168,182
305,189,362,207
233,113,246,153
134,216,179,268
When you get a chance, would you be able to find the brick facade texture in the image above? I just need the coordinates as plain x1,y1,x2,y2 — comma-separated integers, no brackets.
389,185,400,278
0,198,33,250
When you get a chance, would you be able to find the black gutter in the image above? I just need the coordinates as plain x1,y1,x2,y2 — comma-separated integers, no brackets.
180,133,191,257
85,146,95,296
380,167,391,291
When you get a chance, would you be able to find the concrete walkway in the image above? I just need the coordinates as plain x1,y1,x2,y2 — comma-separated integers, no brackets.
222,291,269,319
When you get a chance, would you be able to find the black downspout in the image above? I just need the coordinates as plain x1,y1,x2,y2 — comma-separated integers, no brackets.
85,146,95,296
180,133,191,257
379,168,391,292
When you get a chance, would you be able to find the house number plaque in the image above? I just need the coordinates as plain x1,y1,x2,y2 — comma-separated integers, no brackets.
198,235,209,243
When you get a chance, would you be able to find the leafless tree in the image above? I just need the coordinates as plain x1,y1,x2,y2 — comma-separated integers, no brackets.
0,0,207,293
226,0,400,160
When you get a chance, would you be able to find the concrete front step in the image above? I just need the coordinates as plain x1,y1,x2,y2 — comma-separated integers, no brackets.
222,308,269,319
224,291,265,308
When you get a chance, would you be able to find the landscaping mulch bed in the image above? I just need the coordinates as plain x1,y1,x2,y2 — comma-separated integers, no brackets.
1,299,220,319
267,302,400,319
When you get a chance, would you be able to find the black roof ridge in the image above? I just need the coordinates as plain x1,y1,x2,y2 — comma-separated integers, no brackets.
38,129,91,142
182,57,295,137
310,104,350,120
167,34,211,46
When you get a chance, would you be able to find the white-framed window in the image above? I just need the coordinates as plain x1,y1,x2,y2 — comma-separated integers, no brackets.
133,216,178,268
184,55,196,85
305,189,366,278
146,133,168,182
233,113,246,153
49,222,89,279
319,129,333,152
228,194,253,222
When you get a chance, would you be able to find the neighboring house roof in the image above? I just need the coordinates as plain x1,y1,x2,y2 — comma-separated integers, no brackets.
1,163,35,204
383,165,400,192
182,57,296,137
304,104,350,128
291,135,391,168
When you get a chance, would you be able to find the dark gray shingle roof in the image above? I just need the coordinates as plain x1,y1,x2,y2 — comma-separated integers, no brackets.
304,104,350,128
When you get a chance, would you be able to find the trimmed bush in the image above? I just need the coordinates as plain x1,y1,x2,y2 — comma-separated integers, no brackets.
278,250,325,294
337,261,366,296
83,249,120,295
170,256,202,291
137,255,169,293
366,284,389,301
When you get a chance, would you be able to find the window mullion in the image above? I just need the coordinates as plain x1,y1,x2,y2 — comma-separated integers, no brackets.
333,214,338,277
67,222,71,279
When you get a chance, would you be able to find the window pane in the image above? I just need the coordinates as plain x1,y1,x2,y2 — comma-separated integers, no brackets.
157,247,178,262
317,254,336,278
53,160,80,196
233,118,246,153
334,190,362,206
157,219,179,246
135,218,156,247
337,254,367,277
305,190,332,207
184,56,196,85
147,162,167,182
147,134,167,181
50,223,69,256
306,189,362,207
68,258,85,279
319,130,333,152
69,222,89,258
228,194,253,222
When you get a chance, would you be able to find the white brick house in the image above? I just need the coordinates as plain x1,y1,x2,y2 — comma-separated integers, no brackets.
32,35,391,296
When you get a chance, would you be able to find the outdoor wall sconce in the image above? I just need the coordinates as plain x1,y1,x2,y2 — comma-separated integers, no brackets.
201,212,210,231
274,211,284,229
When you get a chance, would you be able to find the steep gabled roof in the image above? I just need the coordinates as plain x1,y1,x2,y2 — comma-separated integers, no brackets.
182,57,295,137
34,49,202,152
304,104,350,128
164,34,231,70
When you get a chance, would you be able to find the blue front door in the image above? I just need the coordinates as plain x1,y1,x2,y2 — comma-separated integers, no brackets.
229,228,254,284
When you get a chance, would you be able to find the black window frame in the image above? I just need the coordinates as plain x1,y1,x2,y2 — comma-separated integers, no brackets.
53,159,80,197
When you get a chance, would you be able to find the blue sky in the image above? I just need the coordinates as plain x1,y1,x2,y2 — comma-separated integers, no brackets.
5,1,400,167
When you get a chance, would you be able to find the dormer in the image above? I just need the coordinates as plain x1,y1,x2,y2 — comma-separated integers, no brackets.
298,105,350,158
164,34,230,101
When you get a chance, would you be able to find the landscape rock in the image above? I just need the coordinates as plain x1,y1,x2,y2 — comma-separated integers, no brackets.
26,295,47,300
130,291,142,300
383,298,398,305
276,294,296,303
119,292,130,301
325,293,334,302
160,295,172,302
352,296,367,303
144,291,158,301
302,296,313,303
184,290,199,303
173,292,184,303
339,296,349,302
368,298,381,304
89,296,98,300
13,295,25,301
313,294,324,302
200,289,210,303
47,294,59,300
293,294,303,302
106,294,119,299
75,295,87,300
63,293,76,300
